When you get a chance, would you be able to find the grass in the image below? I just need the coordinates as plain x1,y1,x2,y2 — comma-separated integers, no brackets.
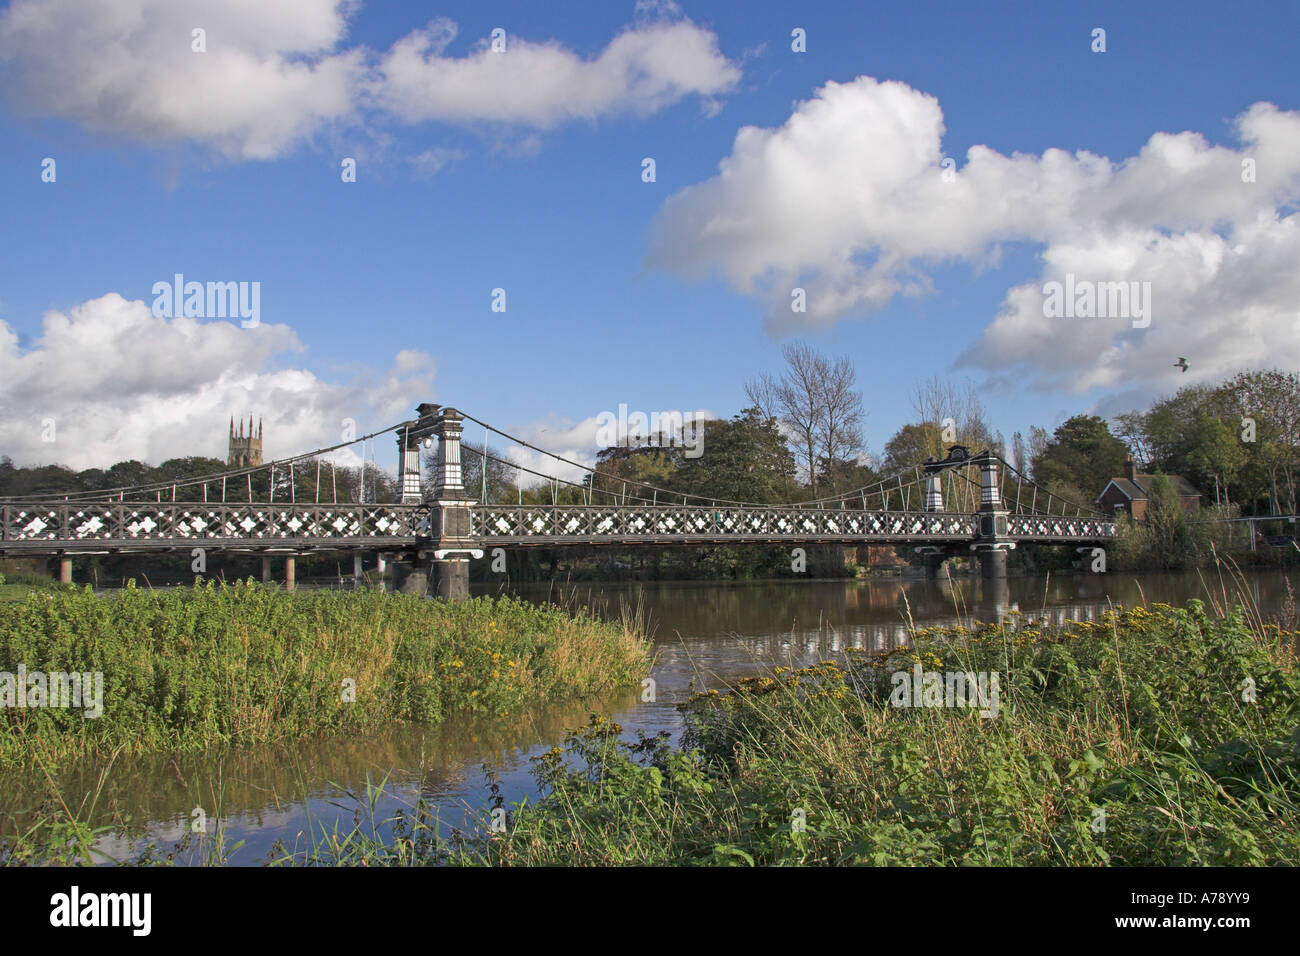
278,590,1300,866
0,579,650,770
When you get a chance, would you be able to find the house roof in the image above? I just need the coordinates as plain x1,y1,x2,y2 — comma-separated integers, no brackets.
1097,474,1201,502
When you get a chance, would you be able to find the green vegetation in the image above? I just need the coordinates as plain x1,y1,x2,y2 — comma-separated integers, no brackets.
434,599,1297,866
0,581,649,769
0,571,70,602
240,595,1299,867
8,592,1299,866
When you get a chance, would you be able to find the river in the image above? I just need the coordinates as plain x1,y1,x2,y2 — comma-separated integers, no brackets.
2,569,1294,864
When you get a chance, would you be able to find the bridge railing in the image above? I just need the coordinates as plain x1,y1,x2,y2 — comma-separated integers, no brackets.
0,501,1117,554
472,504,980,542
0,502,432,551
1005,515,1117,540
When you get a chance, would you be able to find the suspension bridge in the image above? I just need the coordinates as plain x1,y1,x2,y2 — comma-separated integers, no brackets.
0,404,1116,599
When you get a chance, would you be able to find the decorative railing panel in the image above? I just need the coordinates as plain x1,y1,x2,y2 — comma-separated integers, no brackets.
0,500,1114,553
471,506,981,543
0,503,431,551
1006,515,1115,539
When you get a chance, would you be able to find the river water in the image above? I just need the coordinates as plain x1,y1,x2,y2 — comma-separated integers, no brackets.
2,569,1294,864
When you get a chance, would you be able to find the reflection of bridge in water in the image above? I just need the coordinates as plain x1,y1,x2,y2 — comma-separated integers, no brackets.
2,404,1115,600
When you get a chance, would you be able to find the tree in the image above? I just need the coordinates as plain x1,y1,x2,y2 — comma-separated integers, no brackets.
1031,415,1128,505
672,409,796,503
910,376,996,453
816,355,866,493
431,440,517,504
746,342,862,497
1145,475,1196,569
1011,431,1030,474
747,343,821,493
1111,410,1154,468
1218,369,1300,515
882,422,943,475
1185,414,1245,506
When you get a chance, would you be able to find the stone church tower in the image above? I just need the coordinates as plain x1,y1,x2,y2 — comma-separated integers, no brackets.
228,416,263,468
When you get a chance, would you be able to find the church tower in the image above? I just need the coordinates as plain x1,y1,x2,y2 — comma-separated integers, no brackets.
227,416,264,468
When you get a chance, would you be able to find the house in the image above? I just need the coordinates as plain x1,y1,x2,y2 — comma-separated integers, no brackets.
1096,457,1202,520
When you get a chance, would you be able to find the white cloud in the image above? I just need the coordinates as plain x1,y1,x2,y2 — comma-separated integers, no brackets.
0,1,740,160
481,407,718,491
368,16,739,128
647,76,1300,400
0,293,434,470
0,0,364,160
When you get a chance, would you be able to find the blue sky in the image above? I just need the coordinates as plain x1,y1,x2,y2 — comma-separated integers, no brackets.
1,0,1297,476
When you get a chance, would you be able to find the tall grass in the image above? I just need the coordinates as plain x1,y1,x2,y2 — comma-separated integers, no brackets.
437,596,1299,866
0,580,650,769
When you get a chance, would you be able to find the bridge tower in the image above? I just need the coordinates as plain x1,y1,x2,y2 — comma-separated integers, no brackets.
970,454,1014,578
918,457,949,579
427,407,482,601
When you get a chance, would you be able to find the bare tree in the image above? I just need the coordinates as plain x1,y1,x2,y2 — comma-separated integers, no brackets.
910,375,994,455
745,343,826,494
817,354,865,491
743,374,781,423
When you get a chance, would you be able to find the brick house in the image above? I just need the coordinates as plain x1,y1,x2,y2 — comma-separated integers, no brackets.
1096,457,1202,521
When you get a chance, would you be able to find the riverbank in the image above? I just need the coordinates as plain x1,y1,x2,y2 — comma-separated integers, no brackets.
0,580,650,771
291,596,1299,866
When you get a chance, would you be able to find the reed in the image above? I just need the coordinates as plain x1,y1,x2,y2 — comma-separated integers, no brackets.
0,580,650,770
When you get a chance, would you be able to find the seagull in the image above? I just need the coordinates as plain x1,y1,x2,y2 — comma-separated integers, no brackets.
1174,357,1189,373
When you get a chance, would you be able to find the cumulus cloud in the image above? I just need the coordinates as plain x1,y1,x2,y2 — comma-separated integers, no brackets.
0,0,740,160
0,0,364,160
0,293,434,470
647,76,1300,398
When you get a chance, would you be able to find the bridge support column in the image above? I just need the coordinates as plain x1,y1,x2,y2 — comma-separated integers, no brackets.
396,557,430,597
427,406,481,602
285,555,296,591
58,555,72,584
262,556,272,583
433,556,470,602
972,455,1013,580
353,552,363,586
924,552,946,579
978,547,1008,579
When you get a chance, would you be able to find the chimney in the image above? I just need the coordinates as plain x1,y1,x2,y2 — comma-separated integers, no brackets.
1124,455,1136,482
